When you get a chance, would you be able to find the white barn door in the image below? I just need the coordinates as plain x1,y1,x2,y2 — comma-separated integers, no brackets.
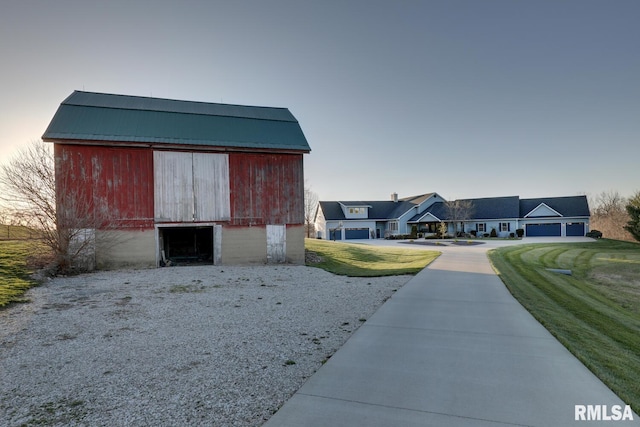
266,225,286,263
193,153,230,221
154,151,194,222
154,151,230,222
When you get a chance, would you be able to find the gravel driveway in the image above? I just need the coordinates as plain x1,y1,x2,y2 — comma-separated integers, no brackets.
0,265,408,426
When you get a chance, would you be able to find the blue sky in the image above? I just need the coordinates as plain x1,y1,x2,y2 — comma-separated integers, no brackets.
1,0,638,202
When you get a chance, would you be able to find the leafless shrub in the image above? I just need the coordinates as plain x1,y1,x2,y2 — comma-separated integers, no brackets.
0,140,119,272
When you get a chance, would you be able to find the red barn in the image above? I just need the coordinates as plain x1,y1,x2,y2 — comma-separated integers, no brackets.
42,91,310,268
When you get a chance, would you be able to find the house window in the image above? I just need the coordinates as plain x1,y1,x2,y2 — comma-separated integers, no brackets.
500,222,511,232
389,221,398,232
477,223,486,232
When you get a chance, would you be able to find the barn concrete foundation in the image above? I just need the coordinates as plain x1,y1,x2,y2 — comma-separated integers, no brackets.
92,225,304,269
221,226,267,264
96,229,156,269
284,225,305,264
221,225,305,265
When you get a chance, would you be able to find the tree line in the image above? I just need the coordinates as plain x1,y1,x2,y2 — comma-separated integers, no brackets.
589,190,640,242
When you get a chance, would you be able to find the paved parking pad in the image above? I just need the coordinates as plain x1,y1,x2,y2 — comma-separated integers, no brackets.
265,245,639,426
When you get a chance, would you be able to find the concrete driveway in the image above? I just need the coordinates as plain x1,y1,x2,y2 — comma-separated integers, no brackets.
265,237,639,426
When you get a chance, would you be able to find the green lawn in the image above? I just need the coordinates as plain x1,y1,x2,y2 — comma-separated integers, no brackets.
0,240,44,307
488,239,640,412
305,238,440,277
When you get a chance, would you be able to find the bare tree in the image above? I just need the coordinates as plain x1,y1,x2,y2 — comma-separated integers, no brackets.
0,141,56,243
0,140,110,271
589,190,632,241
444,199,475,237
304,183,319,238
591,191,626,217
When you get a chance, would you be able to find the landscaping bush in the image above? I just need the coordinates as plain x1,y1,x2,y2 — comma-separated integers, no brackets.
470,230,477,237
385,234,413,240
509,232,515,238
490,228,498,238
516,228,524,238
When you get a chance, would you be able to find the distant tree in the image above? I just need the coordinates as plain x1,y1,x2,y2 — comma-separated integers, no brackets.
589,190,632,241
624,191,640,242
444,199,475,237
304,183,319,238
591,191,626,217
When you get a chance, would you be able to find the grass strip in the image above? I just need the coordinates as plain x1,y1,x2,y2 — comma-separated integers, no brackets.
488,239,640,412
0,240,41,307
305,238,439,277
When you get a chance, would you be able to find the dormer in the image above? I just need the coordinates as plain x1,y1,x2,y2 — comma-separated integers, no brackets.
339,202,371,219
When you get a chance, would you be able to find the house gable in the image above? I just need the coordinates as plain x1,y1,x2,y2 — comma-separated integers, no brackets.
524,203,563,218
416,212,442,222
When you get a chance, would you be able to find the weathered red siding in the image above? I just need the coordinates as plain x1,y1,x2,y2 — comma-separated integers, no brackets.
55,144,154,229
229,153,304,226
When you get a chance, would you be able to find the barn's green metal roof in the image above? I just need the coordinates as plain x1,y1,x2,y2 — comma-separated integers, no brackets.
42,91,310,152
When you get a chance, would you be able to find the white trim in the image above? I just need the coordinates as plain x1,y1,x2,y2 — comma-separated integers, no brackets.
524,203,563,218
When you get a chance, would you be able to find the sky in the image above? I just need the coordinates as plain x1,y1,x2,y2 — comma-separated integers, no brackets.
1,0,639,203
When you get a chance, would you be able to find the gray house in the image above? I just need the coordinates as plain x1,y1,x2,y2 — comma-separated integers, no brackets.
315,193,590,239
315,193,445,240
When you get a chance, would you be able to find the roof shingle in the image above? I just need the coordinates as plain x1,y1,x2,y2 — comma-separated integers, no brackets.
520,196,590,218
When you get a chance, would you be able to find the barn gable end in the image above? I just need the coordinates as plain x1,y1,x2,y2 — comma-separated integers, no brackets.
43,91,310,268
